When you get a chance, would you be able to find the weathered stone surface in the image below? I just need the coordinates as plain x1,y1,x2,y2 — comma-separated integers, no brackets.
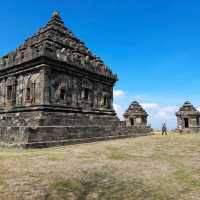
123,101,149,126
176,101,200,133
122,101,151,134
0,12,151,148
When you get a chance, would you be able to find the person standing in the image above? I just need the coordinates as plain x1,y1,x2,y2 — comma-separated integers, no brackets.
162,123,167,135
178,125,183,134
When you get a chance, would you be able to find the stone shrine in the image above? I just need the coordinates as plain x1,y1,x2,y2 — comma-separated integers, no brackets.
122,101,151,134
0,12,151,147
123,101,149,127
176,101,200,133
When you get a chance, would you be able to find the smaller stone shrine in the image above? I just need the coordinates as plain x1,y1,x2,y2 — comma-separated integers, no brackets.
176,101,200,133
123,101,149,127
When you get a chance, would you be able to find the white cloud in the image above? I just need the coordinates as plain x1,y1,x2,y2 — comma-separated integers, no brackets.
113,90,125,97
141,103,159,110
156,106,177,120
161,106,177,112
157,111,172,119
133,94,147,101
113,103,125,120
140,103,177,128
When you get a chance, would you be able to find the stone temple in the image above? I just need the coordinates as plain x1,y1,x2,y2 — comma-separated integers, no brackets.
0,12,151,147
123,101,151,132
176,101,200,133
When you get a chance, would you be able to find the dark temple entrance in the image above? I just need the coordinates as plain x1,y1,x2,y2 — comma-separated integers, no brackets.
184,118,189,128
196,117,200,126
131,118,134,126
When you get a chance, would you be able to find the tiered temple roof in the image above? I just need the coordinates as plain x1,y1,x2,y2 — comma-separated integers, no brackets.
0,12,117,80
123,101,148,118
176,101,200,116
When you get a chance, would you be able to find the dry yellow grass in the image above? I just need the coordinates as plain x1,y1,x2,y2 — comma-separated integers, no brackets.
0,133,200,200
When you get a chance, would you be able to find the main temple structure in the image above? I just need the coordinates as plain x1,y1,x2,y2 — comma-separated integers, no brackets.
0,12,118,146
0,12,151,147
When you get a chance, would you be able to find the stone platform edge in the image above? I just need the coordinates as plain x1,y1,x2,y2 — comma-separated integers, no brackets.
0,133,153,149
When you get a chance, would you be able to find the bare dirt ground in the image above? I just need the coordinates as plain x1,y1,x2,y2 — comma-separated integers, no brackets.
0,133,200,200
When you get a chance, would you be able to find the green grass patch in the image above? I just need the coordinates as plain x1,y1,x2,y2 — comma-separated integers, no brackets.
46,170,177,200
174,169,200,189
106,146,130,160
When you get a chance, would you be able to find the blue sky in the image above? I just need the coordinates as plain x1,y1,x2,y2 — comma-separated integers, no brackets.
1,0,200,129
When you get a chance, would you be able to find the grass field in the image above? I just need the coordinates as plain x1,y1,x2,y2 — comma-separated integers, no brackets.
0,133,200,200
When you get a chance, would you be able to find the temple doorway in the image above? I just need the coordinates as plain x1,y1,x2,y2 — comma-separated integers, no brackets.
184,118,189,128
196,117,200,126
130,118,134,126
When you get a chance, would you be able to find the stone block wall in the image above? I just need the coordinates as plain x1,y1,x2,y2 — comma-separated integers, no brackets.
0,110,152,147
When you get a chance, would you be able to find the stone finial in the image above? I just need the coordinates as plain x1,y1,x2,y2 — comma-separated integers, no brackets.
48,11,64,26
52,11,60,18
183,101,192,106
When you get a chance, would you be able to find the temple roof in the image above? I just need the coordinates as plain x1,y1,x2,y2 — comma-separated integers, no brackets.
123,101,148,117
176,101,200,116
0,12,117,80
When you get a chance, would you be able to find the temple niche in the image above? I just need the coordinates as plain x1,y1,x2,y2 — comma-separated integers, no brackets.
123,101,148,127
176,101,200,133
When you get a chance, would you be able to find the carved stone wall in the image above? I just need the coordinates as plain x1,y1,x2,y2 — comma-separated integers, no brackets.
0,70,43,111
48,70,113,111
